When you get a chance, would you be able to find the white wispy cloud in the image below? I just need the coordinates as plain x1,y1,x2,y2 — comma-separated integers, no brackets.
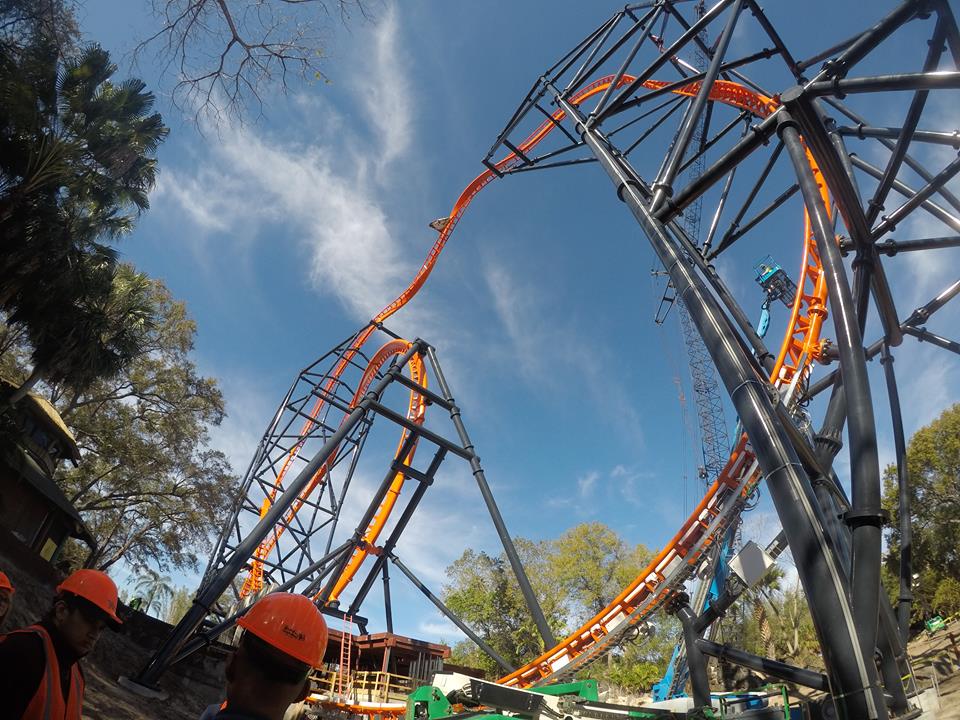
362,5,414,177
577,470,600,497
482,258,646,443
154,7,419,323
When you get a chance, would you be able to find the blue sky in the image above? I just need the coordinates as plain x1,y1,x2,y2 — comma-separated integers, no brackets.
77,1,959,645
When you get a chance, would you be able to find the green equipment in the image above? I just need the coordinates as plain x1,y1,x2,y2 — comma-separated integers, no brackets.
406,673,716,720
925,615,946,635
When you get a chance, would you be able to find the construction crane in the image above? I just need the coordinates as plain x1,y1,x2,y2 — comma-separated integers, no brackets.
652,3,734,699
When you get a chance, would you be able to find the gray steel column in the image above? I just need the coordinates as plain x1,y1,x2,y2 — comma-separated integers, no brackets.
672,594,711,708
424,345,557,650
778,111,885,693
133,340,424,687
650,0,744,213
880,342,913,644
557,93,886,719
382,561,394,635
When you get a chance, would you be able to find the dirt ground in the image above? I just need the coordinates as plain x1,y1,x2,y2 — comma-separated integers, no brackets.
907,618,960,718
918,671,960,719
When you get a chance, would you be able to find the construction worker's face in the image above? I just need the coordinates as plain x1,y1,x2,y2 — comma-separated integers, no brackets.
54,601,107,657
0,589,11,620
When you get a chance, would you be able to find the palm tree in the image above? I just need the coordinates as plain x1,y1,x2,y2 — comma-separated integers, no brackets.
133,568,174,616
0,32,168,401
8,262,155,404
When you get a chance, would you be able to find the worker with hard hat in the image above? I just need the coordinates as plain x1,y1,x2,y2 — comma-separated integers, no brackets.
0,568,122,719
0,570,14,628
201,592,329,720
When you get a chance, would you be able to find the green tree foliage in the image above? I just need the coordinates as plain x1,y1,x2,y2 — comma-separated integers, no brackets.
134,567,174,616
0,1,168,399
1,273,237,572
769,584,821,668
444,539,565,676
550,522,651,623
933,577,960,617
444,523,670,692
165,585,194,625
882,403,960,621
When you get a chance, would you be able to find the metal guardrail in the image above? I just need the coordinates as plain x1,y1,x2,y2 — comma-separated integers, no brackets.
311,669,419,705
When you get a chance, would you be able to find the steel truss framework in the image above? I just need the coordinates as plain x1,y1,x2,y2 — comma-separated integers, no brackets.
479,0,960,717
132,327,561,687
133,3,960,719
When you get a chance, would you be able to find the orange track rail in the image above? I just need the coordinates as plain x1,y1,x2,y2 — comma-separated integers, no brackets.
240,75,834,680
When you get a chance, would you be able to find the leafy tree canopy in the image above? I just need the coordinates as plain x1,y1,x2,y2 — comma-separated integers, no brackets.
443,523,671,691
1,272,237,572
1,1,168,399
882,403,960,620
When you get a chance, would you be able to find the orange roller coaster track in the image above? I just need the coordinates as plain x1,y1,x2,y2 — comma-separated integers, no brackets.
239,73,834,689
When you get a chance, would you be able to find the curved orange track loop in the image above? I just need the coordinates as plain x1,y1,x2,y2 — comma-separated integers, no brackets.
242,74,832,637
241,340,426,598
497,89,836,687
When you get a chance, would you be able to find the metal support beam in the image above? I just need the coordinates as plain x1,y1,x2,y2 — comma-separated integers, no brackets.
808,70,960,96
389,553,515,674
781,89,902,345
697,639,830,691
838,125,960,149
779,112,885,687
382,561,394,635
671,594,711,708
650,0,745,212
879,344,912,645
169,540,354,666
424,345,558,649
807,278,960,398
666,112,780,225
849,155,960,231
871,155,960,240
315,431,421,605
558,92,885,719
903,325,960,355
597,0,739,122
827,98,960,217
346,447,448,616
841,235,960,255
807,0,923,84
133,340,425,688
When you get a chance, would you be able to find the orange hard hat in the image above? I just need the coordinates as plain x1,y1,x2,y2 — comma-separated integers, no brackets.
236,593,328,667
57,569,122,626
0,570,13,594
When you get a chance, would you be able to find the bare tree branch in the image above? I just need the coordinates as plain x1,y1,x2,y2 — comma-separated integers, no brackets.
132,0,370,123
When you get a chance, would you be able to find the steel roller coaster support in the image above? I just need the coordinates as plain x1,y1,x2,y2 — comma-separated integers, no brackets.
129,3,960,719
481,0,960,716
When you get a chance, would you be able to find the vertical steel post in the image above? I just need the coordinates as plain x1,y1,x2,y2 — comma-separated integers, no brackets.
650,0,744,212
880,343,913,644
558,93,886,719
382,561,394,635
424,345,557,649
672,594,712,708
779,112,885,688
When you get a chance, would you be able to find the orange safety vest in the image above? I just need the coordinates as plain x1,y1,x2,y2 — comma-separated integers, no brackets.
3,624,84,720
